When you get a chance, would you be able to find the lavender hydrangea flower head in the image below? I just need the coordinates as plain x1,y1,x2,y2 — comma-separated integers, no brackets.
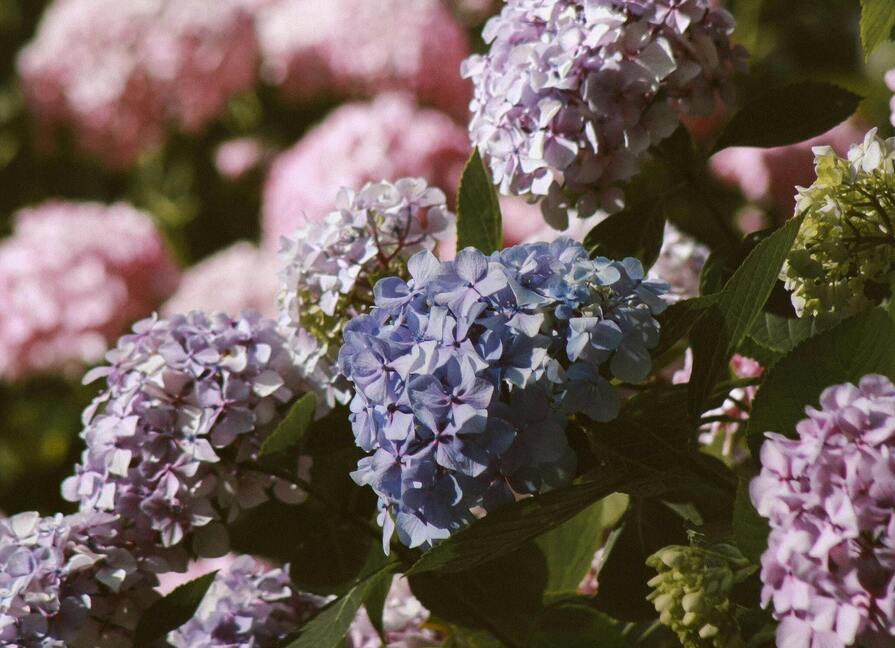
62,311,308,561
0,511,159,647
168,555,325,647
750,374,895,647
339,240,668,549
278,178,455,407
463,0,746,227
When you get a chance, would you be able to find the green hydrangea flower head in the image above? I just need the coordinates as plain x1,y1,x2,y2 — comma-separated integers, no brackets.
781,128,895,320
646,543,753,648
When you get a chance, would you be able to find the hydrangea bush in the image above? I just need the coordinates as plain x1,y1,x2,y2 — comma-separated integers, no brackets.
3,1,895,646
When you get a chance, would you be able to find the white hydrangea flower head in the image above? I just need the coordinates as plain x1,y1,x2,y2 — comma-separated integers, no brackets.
782,128,895,320
278,177,455,407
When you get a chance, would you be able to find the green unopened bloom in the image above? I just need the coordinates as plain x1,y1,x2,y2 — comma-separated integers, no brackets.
781,128,895,320
646,543,753,648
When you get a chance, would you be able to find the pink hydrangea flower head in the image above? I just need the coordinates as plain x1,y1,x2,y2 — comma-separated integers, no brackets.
162,242,279,319
214,137,268,180
18,0,258,167
673,350,762,461
0,201,179,381
751,374,895,648
710,120,865,219
261,93,468,250
256,0,472,118
464,0,747,227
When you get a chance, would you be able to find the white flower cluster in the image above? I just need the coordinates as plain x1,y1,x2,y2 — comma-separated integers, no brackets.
277,178,454,407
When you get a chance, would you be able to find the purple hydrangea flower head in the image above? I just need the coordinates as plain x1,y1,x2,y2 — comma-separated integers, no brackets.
62,311,308,561
339,240,668,549
463,0,747,227
168,555,325,647
0,511,159,647
278,178,455,408
751,374,895,648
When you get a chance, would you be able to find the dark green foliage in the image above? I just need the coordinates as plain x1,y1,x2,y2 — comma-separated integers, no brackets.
456,148,502,254
134,571,217,646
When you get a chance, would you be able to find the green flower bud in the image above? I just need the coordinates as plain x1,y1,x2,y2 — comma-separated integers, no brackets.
646,543,753,648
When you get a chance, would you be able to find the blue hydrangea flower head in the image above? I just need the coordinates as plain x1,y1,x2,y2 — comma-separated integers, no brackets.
339,239,668,549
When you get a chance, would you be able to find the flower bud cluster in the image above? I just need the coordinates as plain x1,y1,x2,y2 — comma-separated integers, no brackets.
647,543,752,648
168,555,325,647
463,0,746,226
339,240,667,549
278,178,454,408
0,511,159,647
62,311,306,560
751,374,895,648
782,128,895,319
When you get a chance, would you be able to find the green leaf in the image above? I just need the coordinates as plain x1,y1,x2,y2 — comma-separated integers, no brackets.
528,603,625,648
134,571,217,645
362,564,392,639
440,624,504,647
592,499,689,621
411,544,548,647
744,312,828,363
861,0,895,60
259,392,317,459
283,562,397,648
688,216,802,418
231,407,376,595
652,294,719,358
535,493,629,601
746,308,895,454
733,476,769,565
583,201,665,268
714,82,862,151
406,467,645,576
456,148,502,254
